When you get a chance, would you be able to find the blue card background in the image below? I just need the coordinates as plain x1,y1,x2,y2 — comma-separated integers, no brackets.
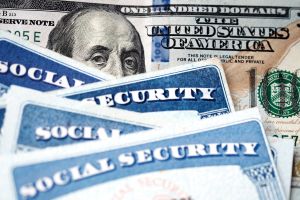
65,66,231,116
17,104,151,148
14,120,271,200
0,39,105,91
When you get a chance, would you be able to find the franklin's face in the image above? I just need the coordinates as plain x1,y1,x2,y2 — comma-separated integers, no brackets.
71,11,144,78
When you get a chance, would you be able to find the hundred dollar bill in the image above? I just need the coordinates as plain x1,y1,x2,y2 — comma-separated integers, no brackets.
0,0,299,143
51,59,234,119
0,30,113,98
0,108,286,200
0,86,167,153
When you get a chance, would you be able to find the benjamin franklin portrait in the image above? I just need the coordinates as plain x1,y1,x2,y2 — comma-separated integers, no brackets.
47,7,146,78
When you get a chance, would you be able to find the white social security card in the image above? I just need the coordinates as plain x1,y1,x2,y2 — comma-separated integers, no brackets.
52,58,234,119
0,30,113,96
0,108,285,200
0,86,164,153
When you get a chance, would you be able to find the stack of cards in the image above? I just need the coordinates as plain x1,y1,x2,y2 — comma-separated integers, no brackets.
0,31,295,200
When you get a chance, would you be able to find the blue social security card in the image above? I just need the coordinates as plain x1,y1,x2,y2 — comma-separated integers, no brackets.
52,58,234,119
0,86,166,153
144,111,293,199
0,30,113,97
0,108,285,200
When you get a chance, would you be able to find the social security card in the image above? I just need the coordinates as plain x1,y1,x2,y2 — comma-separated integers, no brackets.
0,30,113,97
0,108,285,200
143,112,293,199
0,86,164,153
52,58,234,119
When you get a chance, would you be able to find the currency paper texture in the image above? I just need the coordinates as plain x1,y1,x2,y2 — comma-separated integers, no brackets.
0,108,286,200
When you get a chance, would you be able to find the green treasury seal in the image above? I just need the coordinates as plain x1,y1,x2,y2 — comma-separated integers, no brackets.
258,70,300,118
